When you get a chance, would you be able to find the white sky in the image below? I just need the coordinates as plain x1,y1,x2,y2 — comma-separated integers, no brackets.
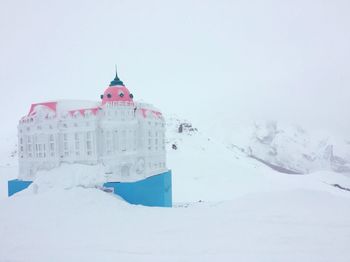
0,0,349,137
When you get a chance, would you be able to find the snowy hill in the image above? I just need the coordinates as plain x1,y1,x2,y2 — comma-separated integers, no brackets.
206,119,350,175
0,116,350,261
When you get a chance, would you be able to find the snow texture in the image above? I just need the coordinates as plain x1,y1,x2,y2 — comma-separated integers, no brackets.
0,117,350,261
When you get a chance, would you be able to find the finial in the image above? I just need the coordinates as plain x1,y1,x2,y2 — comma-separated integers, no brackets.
110,65,124,86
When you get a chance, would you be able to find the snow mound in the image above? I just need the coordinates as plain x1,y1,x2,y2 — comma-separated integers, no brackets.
23,164,107,195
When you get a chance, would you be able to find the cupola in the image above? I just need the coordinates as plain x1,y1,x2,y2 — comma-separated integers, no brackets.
101,68,134,105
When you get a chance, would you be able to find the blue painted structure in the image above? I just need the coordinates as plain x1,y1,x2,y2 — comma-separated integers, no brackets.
8,179,33,197
8,170,172,207
104,170,172,207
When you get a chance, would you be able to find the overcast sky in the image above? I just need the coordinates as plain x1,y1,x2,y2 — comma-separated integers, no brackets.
0,0,349,137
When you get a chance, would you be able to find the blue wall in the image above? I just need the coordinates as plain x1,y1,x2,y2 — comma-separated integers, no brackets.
8,170,172,207
8,179,33,197
104,170,172,207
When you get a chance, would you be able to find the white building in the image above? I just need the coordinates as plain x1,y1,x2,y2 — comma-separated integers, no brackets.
18,72,167,182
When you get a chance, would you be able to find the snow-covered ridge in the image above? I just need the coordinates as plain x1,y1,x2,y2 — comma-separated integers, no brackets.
207,120,350,174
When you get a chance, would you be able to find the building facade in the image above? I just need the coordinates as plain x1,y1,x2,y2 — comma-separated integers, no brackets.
18,72,167,182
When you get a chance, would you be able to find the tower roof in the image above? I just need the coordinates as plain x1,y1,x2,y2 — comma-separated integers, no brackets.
109,66,124,86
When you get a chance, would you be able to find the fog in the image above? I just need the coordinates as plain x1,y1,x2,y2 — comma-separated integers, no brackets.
0,0,349,138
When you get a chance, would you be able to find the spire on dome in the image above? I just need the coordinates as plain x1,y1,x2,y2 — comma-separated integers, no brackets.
110,65,124,86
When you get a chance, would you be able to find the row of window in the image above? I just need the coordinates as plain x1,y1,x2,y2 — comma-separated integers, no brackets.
104,129,137,155
104,108,134,120
19,132,94,159
63,132,94,157
149,162,166,169
147,130,165,151
19,121,93,132
19,134,56,158
104,101,133,107
148,121,165,127
19,119,165,133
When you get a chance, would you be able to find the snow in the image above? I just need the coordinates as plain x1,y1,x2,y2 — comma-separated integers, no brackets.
205,119,350,174
27,164,107,194
55,100,100,114
1,188,349,262
0,117,350,261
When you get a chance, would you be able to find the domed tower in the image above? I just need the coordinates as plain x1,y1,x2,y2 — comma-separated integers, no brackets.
99,69,138,179
101,70,134,106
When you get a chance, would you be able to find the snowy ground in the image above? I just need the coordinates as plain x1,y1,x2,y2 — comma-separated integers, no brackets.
1,188,350,262
1,121,350,261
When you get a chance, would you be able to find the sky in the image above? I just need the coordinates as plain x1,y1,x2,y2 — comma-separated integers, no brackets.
0,0,349,138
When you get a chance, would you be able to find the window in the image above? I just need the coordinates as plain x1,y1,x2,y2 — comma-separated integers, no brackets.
49,134,55,157
36,144,43,158
75,133,80,156
63,133,69,157
19,137,24,158
155,132,158,151
148,138,152,150
27,136,33,158
86,131,93,156
43,144,46,158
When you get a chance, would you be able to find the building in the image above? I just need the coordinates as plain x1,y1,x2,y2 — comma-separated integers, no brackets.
17,71,168,183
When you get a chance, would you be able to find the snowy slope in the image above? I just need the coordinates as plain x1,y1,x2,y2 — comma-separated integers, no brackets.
207,119,350,174
0,117,350,261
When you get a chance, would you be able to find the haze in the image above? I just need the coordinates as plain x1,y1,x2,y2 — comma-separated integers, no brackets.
0,0,349,138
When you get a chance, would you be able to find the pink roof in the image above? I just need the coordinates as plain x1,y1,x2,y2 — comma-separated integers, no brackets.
102,85,133,105
28,102,57,116
139,108,163,118
23,101,100,122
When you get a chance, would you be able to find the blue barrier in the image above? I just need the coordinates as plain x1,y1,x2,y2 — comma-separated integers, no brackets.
8,179,33,197
104,170,172,207
8,170,172,207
